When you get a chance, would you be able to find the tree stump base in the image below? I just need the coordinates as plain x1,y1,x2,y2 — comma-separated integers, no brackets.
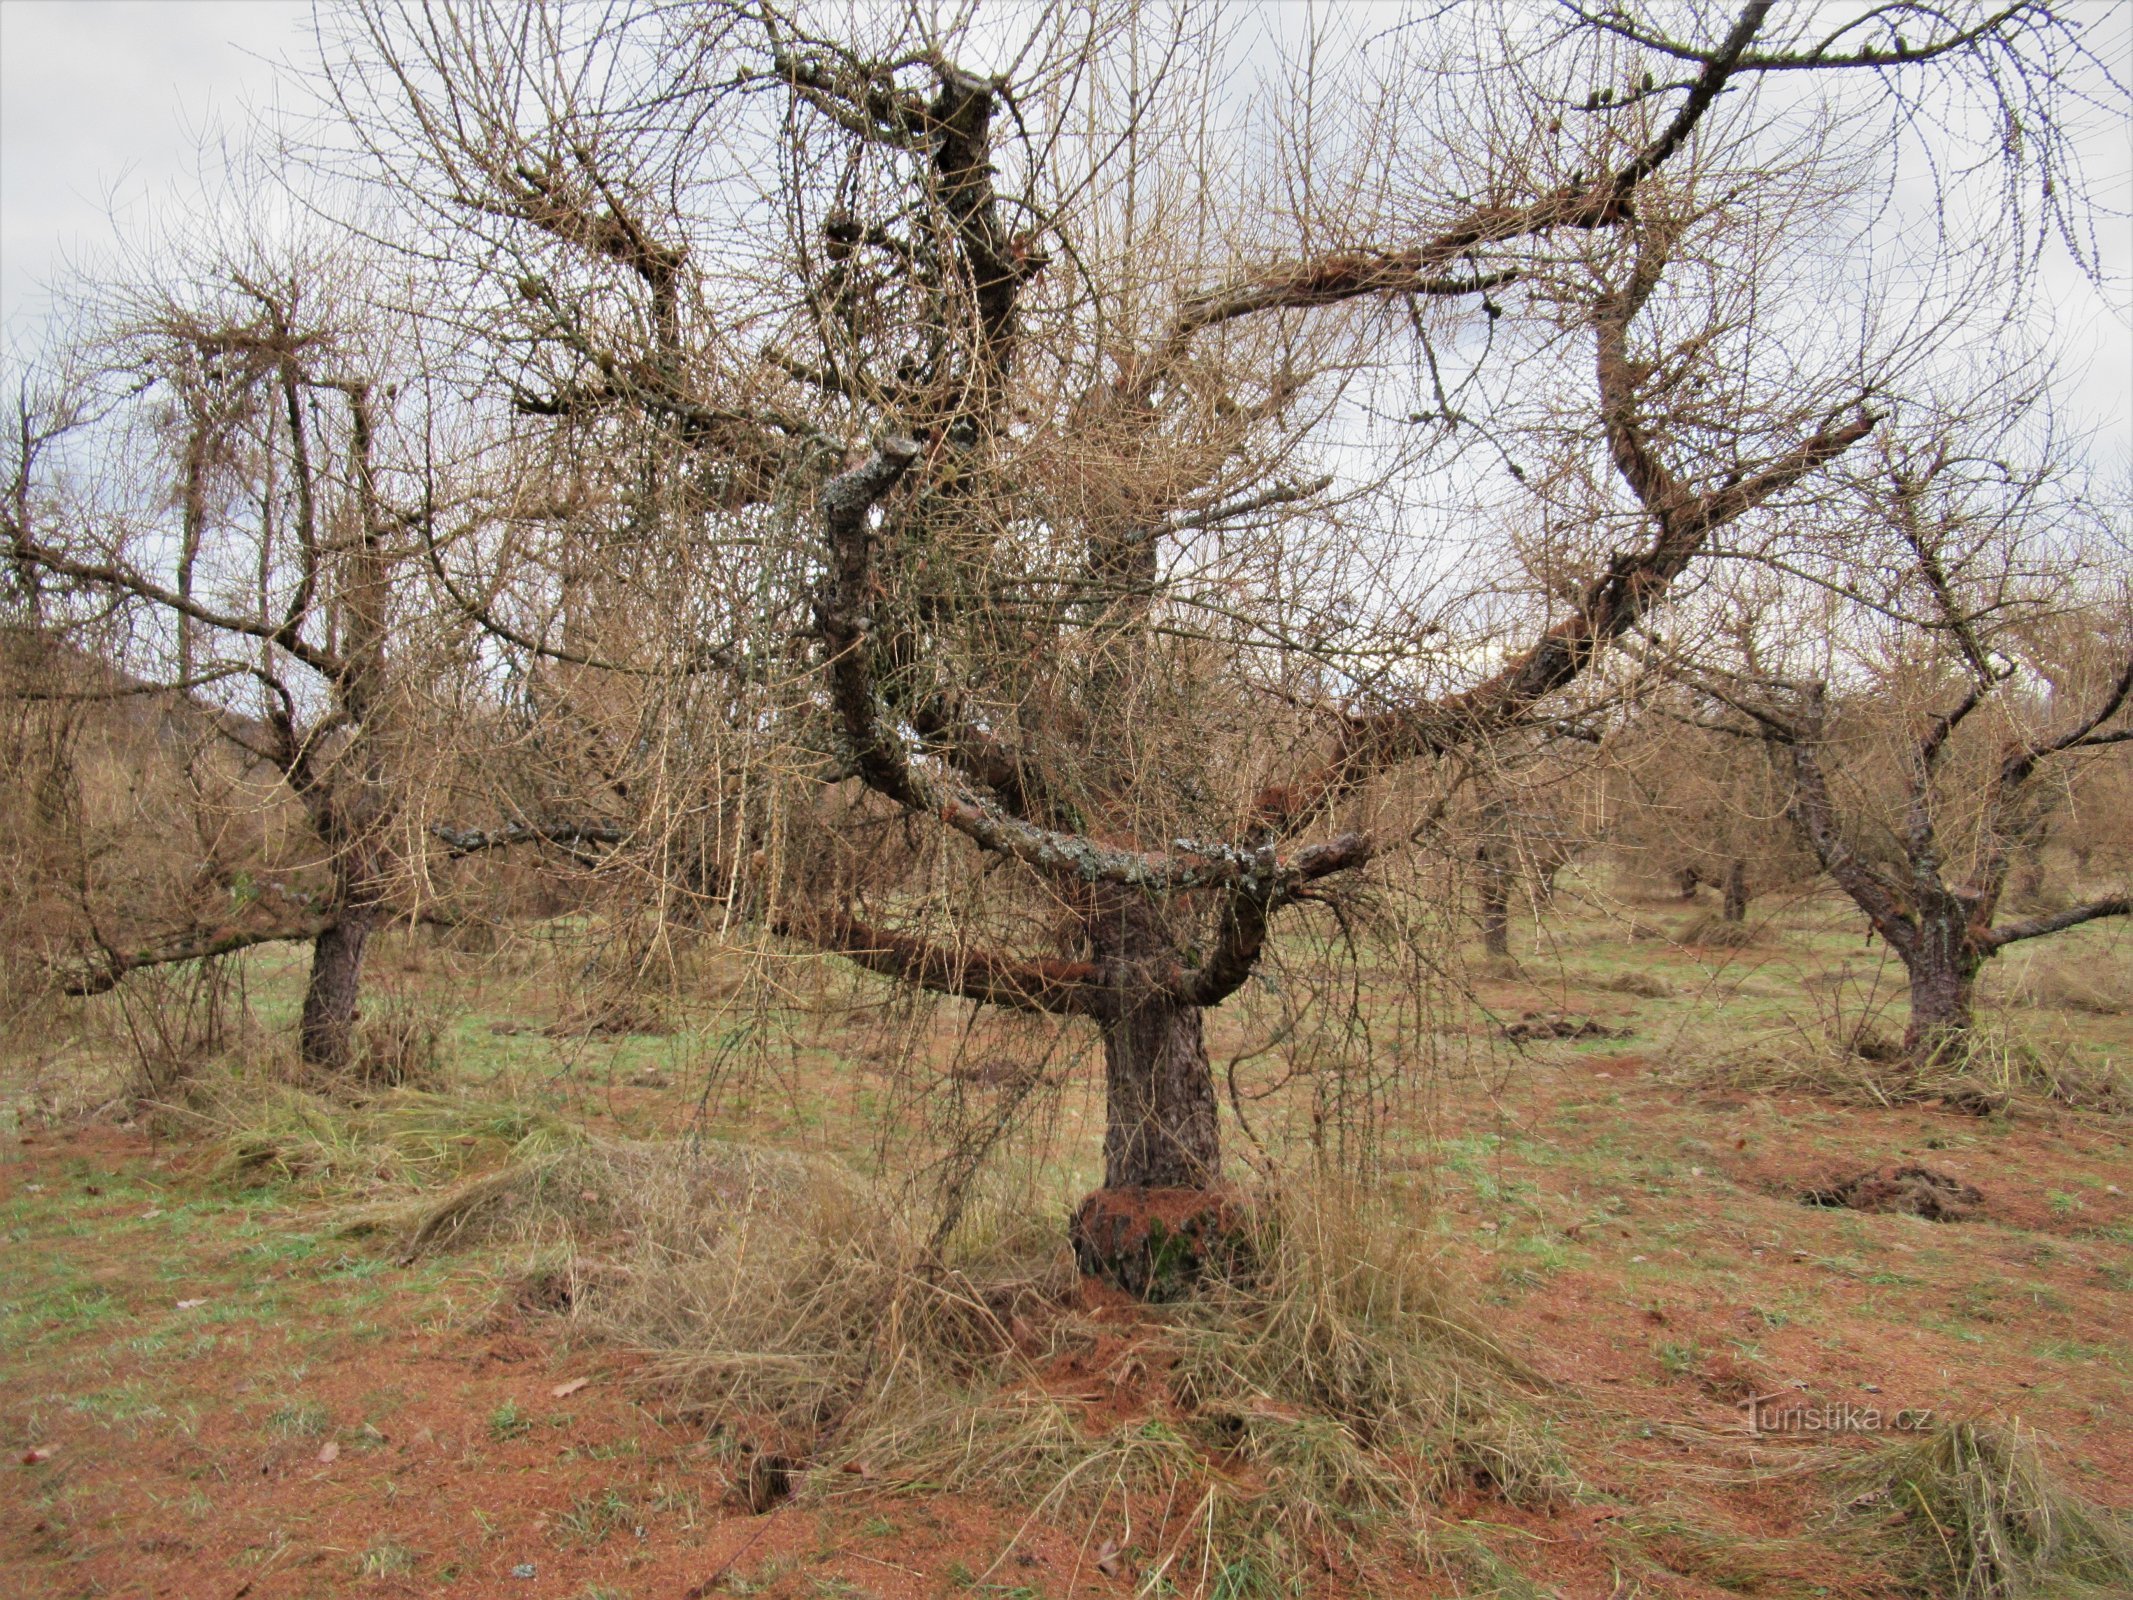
1070,1185,1255,1301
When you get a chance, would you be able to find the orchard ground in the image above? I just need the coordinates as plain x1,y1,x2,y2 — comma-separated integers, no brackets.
4,873,2129,1599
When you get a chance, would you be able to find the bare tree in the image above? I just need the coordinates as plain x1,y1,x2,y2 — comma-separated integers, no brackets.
311,0,2109,1285
1606,717,1819,924
4,256,444,1076
1659,409,2132,1068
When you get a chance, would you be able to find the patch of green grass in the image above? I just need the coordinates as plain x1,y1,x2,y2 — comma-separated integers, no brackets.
71,1381,168,1425
358,1538,420,1577
2033,1339,2124,1370
0,1283,126,1346
1208,1554,1283,1599
488,1400,531,1441
266,1399,330,1438
1655,1340,1704,1378
554,1488,634,1549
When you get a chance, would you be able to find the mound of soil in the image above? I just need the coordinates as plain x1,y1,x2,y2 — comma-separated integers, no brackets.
1800,1165,1983,1222
1503,1011,1633,1043
1069,1185,1254,1300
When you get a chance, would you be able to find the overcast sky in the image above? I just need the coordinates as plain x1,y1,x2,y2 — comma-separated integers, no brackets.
3,0,2129,453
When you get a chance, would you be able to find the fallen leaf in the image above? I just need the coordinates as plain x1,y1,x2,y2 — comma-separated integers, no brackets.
176,1299,208,1310
316,1440,339,1463
550,1377,590,1399
23,1447,55,1465
1095,1538,1126,1578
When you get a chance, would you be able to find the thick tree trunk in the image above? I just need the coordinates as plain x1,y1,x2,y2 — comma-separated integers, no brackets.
1901,910,1980,1068
1071,893,1244,1297
1478,846,1512,957
298,914,373,1073
1722,858,1749,923
1099,987,1221,1188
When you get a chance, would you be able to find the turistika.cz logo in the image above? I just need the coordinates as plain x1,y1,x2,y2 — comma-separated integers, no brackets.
1738,1394,1935,1436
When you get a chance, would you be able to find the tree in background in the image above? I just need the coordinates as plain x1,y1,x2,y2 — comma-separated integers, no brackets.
1663,402,2132,1068
1605,716,1820,926
5,256,452,1076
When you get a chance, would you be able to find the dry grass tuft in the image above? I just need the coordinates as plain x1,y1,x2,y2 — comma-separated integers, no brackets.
1676,912,1761,949
2004,956,2133,1018
351,1138,1567,1588
206,1083,582,1196
353,991,455,1090
1837,1420,2133,1598
1593,968,1675,999
1169,1186,1572,1509
1668,1021,2130,1116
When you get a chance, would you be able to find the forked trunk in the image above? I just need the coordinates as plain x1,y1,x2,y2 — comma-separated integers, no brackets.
1722,859,1749,923
1071,894,1244,1297
299,915,373,1073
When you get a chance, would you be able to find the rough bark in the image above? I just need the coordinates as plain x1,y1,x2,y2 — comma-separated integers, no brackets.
1098,992,1220,1188
1066,891,1243,1293
299,914,374,1073
1092,897,1220,1190
1900,910,1980,1066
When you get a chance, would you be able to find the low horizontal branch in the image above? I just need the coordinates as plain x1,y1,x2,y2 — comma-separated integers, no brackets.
61,918,334,997
1985,895,2132,951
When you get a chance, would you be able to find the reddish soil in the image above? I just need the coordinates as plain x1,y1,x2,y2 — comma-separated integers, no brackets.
5,915,2131,1599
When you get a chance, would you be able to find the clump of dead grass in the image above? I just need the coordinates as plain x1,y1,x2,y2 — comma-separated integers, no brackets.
205,1082,581,1196
353,990,455,1089
1593,968,1674,999
1165,1186,1572,1537
1667,1020,2130,1116
1676,912,1761,950
364,1138,1568,1588
1837,1420,2133,1599
2003,955,2133,1018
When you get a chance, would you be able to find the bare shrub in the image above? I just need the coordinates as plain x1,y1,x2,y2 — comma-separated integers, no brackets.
113,957,244,1109
352,990,455,1091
